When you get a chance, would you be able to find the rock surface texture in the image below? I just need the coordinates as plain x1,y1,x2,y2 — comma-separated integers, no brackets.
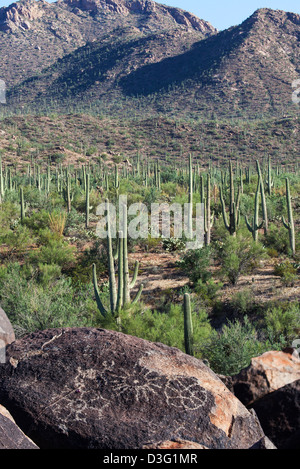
0,327,267,449
251,379,300,449
230,350,300,406
0,405,39,449
0,306,15,349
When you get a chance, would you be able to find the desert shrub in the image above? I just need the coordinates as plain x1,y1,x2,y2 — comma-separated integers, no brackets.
274,260,298,287
36,263,62,286
215,232,266,285
263,302,300,345
23,209,51,233
101,302,215,357
29,238,76,267
263,224,290,254
2,224,34,255
177,246,211,284
230,288,259,316
162,237,185,252
0,263,99,334
194,279,223,303
202,316,279,376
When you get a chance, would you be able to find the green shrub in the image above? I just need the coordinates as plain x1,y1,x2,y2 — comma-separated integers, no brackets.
274,260,298,287
177,246,212,284
195,279,223,302
264,302,300,344
202,317,279,376
162,237,185,252
0,263,100,334
99,302,215,357
230,288,258,316
29,239,76,267
263,224,290,254
215,232,266,285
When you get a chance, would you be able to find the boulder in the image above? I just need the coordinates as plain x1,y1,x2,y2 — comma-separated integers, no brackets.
249,436,277,450
0,307,15,364
251,379,300,449
0,307,15,346
0,406,38,449
143,439,209,449
0,327,267,449
230,350,300,407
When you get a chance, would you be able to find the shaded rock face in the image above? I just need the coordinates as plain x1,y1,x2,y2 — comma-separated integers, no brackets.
230,350,300,407
0,407,39,449
0,328,265,449
251,379,300,449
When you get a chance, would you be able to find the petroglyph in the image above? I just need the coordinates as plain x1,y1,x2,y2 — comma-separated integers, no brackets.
43,354,209,428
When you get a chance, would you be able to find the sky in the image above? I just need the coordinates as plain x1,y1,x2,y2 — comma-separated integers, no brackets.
0,0,299,30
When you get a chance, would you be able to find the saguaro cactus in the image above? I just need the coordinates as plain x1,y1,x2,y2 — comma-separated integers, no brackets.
220,161,240,236
265,156,274,196
183,293,194,356
204,173,214,245
85,172,90,228
282,178,296,257
20,186,25,222
256,160,268,234
245,179,264,241
187,154,193,239
92,200,143,320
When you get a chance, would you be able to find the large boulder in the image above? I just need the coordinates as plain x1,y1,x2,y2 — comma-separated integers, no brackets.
229,350,300,407
0,327,267,449
0,306,15,346
251,379,300,449
0,405,38,449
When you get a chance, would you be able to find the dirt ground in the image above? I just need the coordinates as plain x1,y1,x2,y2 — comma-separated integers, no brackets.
129,249,300,309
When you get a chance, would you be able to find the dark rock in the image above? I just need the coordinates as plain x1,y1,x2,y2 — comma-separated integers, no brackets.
0,406,38,449
249,436,277,449
251,379,300,449
0,327,266,449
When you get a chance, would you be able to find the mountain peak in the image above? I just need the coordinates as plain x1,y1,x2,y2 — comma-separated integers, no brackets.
60,0,217,33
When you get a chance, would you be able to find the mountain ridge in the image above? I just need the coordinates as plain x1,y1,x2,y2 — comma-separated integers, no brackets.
1,1,300,120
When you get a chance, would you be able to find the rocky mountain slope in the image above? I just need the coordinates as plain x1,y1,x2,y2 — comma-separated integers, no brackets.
1,1,300,119
0,0,215,88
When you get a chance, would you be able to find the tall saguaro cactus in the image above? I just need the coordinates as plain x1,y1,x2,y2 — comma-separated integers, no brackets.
220,161,240,236
256,160,268,234
92,200,143,320
265,156,274,196
85,172,90,228
245,179,264,241
187,154,193,239
204,173,214,245
183,293,194,357
282,178,296,257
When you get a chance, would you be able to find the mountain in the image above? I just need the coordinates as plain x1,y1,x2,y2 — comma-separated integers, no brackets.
2,2,300,119
0,0,216,87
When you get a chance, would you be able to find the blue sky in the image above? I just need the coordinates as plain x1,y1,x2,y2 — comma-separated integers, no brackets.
0,0,299,30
